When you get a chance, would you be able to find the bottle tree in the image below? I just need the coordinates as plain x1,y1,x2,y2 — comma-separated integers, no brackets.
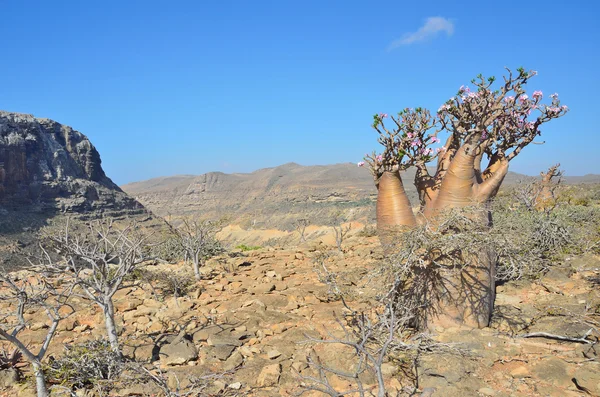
361,68,568,328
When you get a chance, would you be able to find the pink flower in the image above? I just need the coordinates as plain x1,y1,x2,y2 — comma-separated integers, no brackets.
379,113,388,119
376,155,383,162
357,161,365,167
526,121,535,129
421,148,433,156
548,106,563,114
532,90,543,100
459,85,470,93
436,147,444,153
406,132,414,139
550,93,559,100
411,139,421,148
438,104,450,113
519,94,529,104
529,70,538,77
430,137,440,144
504,96,515,103
561,105,569,111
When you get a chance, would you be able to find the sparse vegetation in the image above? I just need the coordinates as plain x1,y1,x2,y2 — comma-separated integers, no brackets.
41,219,151,354
47,339,123,391
171,218,225,280
0,266,73,397
235,244,262,252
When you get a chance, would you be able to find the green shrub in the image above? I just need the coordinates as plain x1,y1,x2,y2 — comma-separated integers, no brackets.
235,244,262,252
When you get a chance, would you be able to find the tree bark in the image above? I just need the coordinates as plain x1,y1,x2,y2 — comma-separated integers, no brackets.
103,299,121,354
376,171,416,247
193,252,201,280
33,362,49,397
426,248,496,331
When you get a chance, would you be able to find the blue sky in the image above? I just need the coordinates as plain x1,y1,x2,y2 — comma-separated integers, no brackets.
1,0,598,184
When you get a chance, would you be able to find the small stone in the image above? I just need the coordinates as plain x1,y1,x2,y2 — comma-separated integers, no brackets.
210,345,236,361
510,365,530,378
478,387,496,396
73,324,91,332
224,351,244,370
228,382,242,390
267,349,282,359
252,284,276,294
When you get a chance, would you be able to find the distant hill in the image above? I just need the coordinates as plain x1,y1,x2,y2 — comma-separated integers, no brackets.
122,162,600,231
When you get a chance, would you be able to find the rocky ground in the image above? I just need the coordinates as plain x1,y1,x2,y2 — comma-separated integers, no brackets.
0,235,599,396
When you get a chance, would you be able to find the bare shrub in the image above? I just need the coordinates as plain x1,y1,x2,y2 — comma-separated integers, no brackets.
294,218,310,243
0,345,21,370
46,339,123,391
298,262,469,396
150,235,186,263
135,268,196,300
128,363,239,397
0,266,73,397
332,223,352,252
357,225,378,238
171,218,225,280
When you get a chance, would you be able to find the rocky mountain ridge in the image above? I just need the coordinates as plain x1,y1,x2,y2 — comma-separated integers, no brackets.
122,162,600,231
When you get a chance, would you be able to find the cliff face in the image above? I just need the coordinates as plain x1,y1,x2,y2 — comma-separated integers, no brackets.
0,111,166,268
0,111,140,216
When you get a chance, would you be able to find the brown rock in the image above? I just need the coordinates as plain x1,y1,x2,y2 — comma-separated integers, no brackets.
159,339,198,365
256,363,281,387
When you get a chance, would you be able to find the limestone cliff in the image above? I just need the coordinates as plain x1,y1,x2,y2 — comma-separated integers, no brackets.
0,111,162,267
0,111,139,213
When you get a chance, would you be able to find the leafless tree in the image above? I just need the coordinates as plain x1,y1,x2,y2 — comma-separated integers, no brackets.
333,223,352,252
0,267,73,397
42,219,150,354
294,218,310,243
172,217,225,280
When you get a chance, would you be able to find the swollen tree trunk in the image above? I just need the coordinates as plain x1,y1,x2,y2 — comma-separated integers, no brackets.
535,164,561,211
375,141,509,330
422,146,507,330
376,171,416,247
428,247,496,330
103,298,121,354
32,362,49,397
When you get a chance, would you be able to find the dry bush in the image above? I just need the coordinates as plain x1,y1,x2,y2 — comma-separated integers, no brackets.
47,339,123,391
148,235,186,263
374,202,593,328
357,225,378,238
133,267,196,300
299,260,470,396
127,364,239,397
0,345,21,370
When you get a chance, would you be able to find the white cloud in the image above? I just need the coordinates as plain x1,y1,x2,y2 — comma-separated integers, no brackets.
388,17,454,50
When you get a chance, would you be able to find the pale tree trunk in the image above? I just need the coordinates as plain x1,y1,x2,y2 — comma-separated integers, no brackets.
32,362,49,397
103,298,120,354
193,252,201,280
